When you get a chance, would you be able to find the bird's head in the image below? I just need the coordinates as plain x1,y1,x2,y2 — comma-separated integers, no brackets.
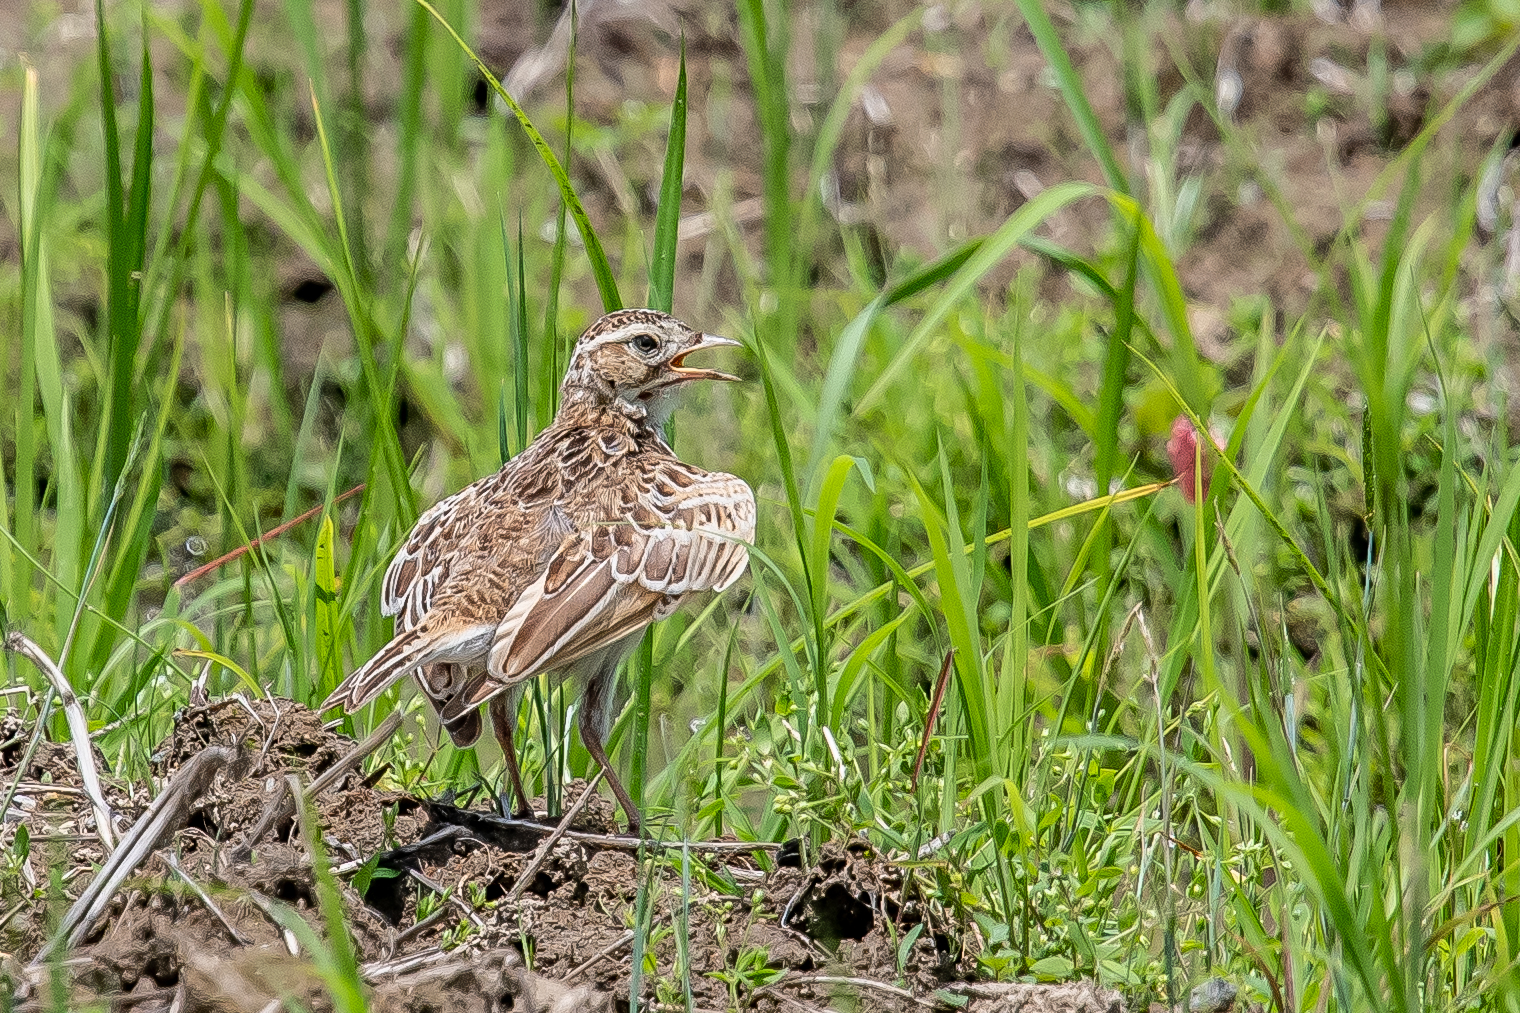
561,309,741,425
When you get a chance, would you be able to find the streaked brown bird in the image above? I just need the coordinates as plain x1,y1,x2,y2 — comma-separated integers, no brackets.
322,309,755,833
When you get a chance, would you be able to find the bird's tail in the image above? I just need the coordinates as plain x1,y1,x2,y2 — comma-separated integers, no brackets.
321,620,490,713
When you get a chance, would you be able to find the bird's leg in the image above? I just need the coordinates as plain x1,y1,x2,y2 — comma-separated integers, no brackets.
488,691,534,819
580,668,642,836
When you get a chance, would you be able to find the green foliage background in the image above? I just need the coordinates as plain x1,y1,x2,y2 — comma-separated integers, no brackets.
3,0,1520,1009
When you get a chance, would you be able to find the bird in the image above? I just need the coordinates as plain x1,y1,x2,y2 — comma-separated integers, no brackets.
321,309,755,835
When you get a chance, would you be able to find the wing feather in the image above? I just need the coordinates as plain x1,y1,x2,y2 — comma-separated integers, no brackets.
485,465,754,687
321,616,495,711
382,489,470,625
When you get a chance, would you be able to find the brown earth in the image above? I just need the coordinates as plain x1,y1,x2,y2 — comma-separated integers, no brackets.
0,697,1128,1012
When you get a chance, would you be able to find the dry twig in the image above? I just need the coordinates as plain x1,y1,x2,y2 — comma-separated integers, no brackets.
507,768,606,902
164,852,252,946
563,929,635,983
172,483,365,588
758,973,940,1010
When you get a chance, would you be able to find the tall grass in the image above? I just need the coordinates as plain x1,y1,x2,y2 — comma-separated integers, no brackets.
5,1,1520,1009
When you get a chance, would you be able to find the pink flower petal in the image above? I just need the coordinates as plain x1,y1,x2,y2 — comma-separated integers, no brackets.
1167,415,1214,504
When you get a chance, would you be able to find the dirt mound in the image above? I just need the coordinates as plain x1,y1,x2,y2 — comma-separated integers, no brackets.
2,698,1135,1013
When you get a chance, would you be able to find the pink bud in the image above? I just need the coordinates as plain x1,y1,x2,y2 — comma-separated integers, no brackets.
1167,415,1215,504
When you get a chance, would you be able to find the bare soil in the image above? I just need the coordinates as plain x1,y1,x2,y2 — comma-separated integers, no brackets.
0,698,1126,1012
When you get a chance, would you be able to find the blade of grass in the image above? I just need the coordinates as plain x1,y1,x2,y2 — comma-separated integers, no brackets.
808,236,984,482
306,84,417,525
629,40,690,816
906,444,991,777
1013,0,1128,193
537,2,577,422
13,63,47,617
415,0,621,311
856,182,1095,412
505,215,530,453
314,515,341,700
648,39,687,314
275,778,368,1013
735,0,792,294
385,1,430,267
807,455,864,733
95,0,154,496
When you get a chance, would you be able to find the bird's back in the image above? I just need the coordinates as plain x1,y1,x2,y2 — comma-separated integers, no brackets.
383,406,692,635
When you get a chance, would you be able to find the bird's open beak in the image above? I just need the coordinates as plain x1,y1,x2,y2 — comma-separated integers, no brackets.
668,333,743,383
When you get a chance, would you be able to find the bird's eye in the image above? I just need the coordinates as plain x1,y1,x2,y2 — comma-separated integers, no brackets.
632,333,659,355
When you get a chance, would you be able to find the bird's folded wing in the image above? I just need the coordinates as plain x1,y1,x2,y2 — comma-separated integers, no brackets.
480,467,755,696
380,489,469,631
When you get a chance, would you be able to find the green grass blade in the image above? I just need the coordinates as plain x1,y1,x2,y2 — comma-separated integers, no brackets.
415,0,621,311
541,6,576,419
305,84,416,523
998,319,1030,766
1094,222,1140,508
907,448,991,777
314,515,341,700
95,1,153,496
385,2,430,267
735,0,792,286
1013,0,1128,194
13,63,46,616
1107,193,1208,409
627,39,687,817
648,40,687,314
808,237,983,482
505,215,530,454
807,455,861,730
830,613,910,731
856,182,1095,412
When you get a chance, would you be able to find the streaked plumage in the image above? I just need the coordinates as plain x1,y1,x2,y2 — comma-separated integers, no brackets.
322,309,754,832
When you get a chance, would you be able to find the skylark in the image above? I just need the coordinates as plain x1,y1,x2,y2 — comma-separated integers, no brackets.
322,309,755,834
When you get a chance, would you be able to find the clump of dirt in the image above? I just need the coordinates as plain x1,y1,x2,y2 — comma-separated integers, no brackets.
3,697,1135,1013
0,712,139,958
360,826,968,1010
151,697,351,776
147,697,409,858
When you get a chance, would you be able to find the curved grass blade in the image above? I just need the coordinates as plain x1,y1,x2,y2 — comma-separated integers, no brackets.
541,4,577,419
830,612,910,732
1013,0,1127,194
906,449,991,775
806,455,863,730
808,236,983,482
415,0,622,311
174,649,266,700
505,214,530,454
648,39,687,314
94,0,154,497
1107,193,1208,409
856,182,1095,412
735,0,791,284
